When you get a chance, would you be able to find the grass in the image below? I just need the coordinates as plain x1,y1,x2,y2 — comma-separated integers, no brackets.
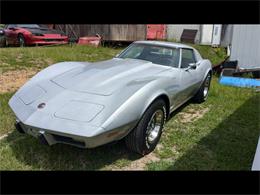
0,44,123,72
0,44,259,170
0,93,15,136
0,42,226,73
148,77,260,170
191,44,227,65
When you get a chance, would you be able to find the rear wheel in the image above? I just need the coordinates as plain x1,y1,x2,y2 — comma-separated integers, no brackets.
193,72,211,103
125,99,166,155
0,38,6,47
18,34,25,47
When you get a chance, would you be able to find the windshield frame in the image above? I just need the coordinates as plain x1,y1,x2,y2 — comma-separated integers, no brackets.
117,43,181,68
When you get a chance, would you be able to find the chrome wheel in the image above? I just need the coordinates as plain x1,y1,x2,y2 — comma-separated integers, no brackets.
146,109,164,144
203,74,211,98
125,99,166,155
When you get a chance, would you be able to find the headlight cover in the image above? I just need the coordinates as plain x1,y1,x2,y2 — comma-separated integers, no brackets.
32,33,44,36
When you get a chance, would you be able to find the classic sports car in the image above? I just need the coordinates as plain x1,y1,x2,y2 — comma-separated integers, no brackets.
9,41,212,155
2,24,68,47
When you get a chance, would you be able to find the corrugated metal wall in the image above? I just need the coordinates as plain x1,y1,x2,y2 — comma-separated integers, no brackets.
230,25,260,69
220,24,233,47
166,25,201,43
80,25,147,41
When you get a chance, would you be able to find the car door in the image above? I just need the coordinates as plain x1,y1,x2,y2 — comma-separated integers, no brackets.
5,24,18,45
178,48,200,101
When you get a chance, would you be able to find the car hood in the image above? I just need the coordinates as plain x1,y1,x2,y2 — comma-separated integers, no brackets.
51,58,170,96
22,27,64,35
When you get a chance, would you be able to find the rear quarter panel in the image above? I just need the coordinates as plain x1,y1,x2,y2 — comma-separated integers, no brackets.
197,59,212,83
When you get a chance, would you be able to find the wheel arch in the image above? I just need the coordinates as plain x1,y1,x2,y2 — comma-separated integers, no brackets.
208,69,213,76
17,33,26,45
147,94,170,119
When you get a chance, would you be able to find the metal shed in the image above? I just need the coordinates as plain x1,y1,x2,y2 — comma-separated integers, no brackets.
230,25,260,70
54,24,166,42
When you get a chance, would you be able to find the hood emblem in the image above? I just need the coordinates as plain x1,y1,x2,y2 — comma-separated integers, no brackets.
38,103,46,109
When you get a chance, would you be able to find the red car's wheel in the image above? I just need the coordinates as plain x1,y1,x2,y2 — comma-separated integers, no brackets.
5,39,8,47
18,34,25,47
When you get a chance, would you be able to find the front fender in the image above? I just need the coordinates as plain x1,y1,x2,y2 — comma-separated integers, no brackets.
101,78,170,134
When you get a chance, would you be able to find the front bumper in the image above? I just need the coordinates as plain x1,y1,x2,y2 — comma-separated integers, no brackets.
14,120,129,148
27,35,68,45
29,40,68,45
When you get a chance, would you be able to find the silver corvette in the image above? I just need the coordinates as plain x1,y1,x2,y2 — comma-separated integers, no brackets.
9,41,212,155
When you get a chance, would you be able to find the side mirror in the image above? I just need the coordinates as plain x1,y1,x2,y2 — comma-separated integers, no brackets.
185,63,197,71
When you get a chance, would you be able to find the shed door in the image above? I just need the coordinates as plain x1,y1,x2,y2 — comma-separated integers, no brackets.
146,24,166,40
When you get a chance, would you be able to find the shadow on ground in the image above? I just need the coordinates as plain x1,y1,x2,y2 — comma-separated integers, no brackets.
4,131,142,170
165,95,260,170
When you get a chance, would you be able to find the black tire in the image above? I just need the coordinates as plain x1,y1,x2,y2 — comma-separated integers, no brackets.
0,37,6,47
4,38,8,47
193,72,211,103
18,34,25,47
125,99,166,155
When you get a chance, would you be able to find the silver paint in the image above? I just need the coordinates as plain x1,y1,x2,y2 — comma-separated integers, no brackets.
9,41,212,148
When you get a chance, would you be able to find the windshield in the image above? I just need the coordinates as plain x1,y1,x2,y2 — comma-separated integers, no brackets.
15,24,40,28
118,43,180,67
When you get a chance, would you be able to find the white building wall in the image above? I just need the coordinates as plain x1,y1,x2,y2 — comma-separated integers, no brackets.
200,25,214,45
166,25,201,43
230,25,260,69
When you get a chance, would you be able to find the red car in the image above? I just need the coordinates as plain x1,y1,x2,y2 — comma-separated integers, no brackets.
3,24,68,47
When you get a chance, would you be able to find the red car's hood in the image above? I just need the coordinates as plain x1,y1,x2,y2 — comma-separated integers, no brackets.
20,27,65,36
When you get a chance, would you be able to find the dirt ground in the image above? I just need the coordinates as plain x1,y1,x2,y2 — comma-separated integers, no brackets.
179,107,210,123
0,69,38,93
112,152,161,170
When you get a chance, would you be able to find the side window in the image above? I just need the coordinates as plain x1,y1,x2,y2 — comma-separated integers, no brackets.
181,49,196,68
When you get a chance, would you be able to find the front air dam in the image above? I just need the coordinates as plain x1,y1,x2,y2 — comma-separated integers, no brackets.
15,122,25,134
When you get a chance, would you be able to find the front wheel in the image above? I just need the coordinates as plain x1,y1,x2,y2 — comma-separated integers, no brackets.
125,99,166,155
18,34,26,47
193,72,211,103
